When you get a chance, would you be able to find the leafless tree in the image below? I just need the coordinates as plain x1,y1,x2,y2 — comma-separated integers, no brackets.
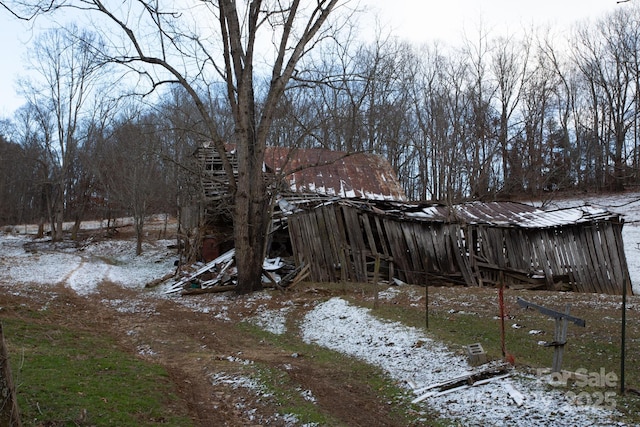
409,43,468,202
4,0,345,293
573,7,640,191
490,34,530,194
17,25,104,240
461,24,500,199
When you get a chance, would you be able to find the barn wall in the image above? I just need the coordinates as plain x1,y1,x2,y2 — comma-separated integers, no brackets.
287,203,632,295
469,222,632,295
288,204,473,286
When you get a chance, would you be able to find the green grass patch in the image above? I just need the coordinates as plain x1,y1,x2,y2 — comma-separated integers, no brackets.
3,318,193,427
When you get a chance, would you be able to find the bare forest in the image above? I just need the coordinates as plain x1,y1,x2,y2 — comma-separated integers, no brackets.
2,2,640,290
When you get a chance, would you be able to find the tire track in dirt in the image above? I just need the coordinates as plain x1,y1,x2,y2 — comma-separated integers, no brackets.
60,256,113,295
89,284,413,426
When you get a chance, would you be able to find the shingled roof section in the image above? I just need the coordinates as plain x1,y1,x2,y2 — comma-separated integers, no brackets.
264,147,407,202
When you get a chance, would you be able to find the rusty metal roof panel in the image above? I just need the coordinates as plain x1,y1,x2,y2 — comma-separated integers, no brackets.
264,147,407,201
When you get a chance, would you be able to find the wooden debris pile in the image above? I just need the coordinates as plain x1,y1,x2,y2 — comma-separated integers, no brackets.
409,363,521,405
162,249,310,295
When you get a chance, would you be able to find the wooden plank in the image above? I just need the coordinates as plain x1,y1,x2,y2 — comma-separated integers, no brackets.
490,228,506,269
331,206,351,282
440,225,456,273
449,224,477,287
555,228,579,291
287,215,303,265
415,223,438,280
373,215,395,281
401,223,424,283
566,226,590,293
552,229,574,288
383,219,412,283
362,213,379,257
342,206,368,282
466,225,480,286
373,215,391,258
542,229,562,279
503,382,525,407
530,232,554,290
305,211,330,282
589,225,615,294
582,225,608,293
430,225,446,273
320,208,340,282
408,223,427,275
411,364,511,403
599,224,621,293
606,221,632,295
518,230,535,272
330,204,353,282
575,228,598,292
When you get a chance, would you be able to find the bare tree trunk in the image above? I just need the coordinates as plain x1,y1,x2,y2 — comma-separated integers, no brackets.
36,218,44,239
233,102,269,294
71,215,82,240
135,214,144,256
54,200,64,241
0,324,22,427
234,192,269,294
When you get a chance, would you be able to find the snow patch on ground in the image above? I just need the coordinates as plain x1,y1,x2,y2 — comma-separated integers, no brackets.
0,235,176,295
210,371,315,427
247,306,291,335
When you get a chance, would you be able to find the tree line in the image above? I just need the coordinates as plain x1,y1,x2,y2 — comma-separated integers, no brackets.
1,3,640,244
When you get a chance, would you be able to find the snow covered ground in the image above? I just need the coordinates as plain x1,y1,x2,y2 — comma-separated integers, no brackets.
300,297,624,426
0,194,639,425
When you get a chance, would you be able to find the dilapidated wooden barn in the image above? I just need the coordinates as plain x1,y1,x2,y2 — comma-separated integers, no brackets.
186,144,406,261
286,199,633,295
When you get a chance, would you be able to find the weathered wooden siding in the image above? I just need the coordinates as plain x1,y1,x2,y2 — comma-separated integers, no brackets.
196,146,238,201
287,202,632,295
289,204,474,286
469,222,632,294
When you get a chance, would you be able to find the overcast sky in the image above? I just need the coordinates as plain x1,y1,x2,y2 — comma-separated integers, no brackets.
0,0,622,118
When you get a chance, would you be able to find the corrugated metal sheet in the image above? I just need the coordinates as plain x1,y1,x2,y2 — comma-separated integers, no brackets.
371,200,620,228
264,147,407,201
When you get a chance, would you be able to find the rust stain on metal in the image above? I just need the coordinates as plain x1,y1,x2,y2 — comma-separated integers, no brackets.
264,147,406,201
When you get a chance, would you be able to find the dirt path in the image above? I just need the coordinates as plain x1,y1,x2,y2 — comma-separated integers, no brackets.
2,280,416,426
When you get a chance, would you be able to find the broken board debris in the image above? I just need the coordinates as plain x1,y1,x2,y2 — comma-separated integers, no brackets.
163,249,308,295
411,363,512,403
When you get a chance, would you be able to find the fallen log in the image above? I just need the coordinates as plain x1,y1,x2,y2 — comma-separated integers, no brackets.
181,284,237,295
145,271,176,288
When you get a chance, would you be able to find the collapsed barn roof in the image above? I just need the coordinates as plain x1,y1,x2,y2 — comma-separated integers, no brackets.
381,200,620,228
286,199,632,295
193,144,631,296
